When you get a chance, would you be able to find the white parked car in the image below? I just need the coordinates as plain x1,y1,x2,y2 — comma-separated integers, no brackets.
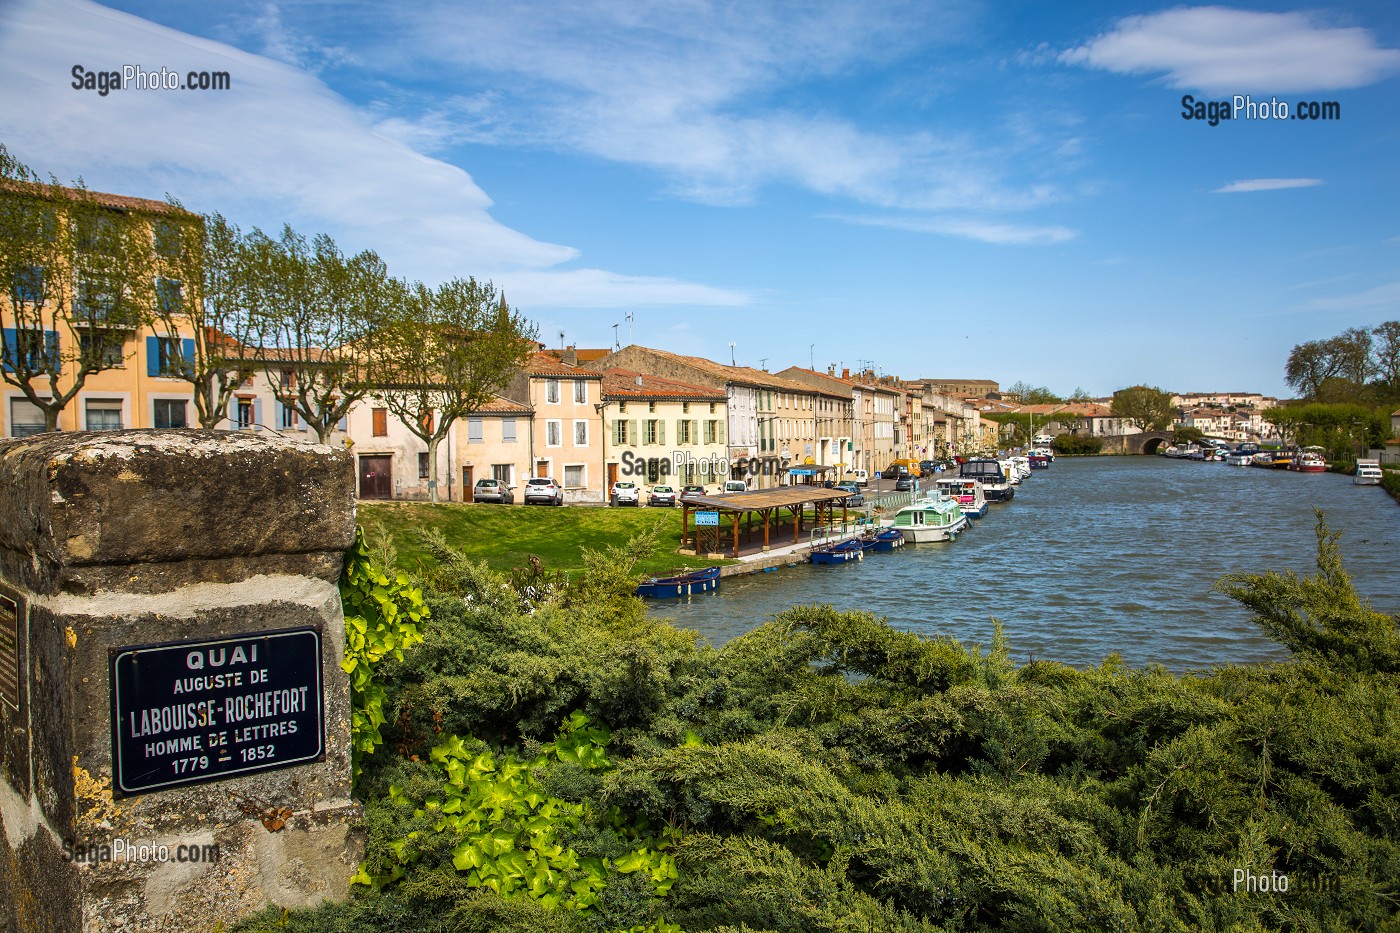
523,476,565,506
610,481,640,506
648,484,678,507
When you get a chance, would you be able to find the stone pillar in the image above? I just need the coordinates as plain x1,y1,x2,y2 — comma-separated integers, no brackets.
0,431,362,933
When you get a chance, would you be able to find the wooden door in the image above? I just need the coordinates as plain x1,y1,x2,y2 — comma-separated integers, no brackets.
536,460,548,478
606,462,619,489
358,455,393,499
462,465,473,497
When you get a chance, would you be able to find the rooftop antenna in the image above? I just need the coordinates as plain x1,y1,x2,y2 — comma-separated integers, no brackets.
729,342,736,366
810,344,815,369
557,329,565,350
612,322,620,350
626,311,634,345
759,357,768,370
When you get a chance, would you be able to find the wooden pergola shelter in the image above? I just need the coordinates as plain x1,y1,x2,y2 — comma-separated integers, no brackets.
680,487,863,558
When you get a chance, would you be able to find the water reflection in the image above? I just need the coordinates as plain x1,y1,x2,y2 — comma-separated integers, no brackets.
648,458,1400,671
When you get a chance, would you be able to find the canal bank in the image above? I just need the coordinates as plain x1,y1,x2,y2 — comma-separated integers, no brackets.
648,456,1400,671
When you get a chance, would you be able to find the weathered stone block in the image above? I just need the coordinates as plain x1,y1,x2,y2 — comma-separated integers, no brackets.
0,431,362,933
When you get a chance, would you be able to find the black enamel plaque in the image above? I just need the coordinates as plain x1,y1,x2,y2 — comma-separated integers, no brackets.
109,627,324,796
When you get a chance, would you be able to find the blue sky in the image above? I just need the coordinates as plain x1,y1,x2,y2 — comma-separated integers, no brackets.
2,0,1397,397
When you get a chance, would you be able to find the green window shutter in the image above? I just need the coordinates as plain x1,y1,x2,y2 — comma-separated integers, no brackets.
658,420,665,445
628,419,638,445
718,419,725,444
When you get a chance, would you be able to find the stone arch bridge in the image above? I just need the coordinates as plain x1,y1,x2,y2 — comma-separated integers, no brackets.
1097,431,1173,455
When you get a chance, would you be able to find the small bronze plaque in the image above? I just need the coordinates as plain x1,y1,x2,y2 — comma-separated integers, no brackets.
0,583,22,712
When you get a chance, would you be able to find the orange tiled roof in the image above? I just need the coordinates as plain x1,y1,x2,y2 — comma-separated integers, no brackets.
474,396,532,414
614,346,817,393
0,178,196,217
523,352,601,378
600,368,726,401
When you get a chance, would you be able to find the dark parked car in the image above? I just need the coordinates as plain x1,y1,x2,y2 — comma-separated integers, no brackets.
894,474,914,492
473,477,513,504
523,476,565,506
831,481,865,507
918,460,939,476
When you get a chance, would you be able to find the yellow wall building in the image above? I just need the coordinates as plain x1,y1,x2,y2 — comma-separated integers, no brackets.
2,182,202,437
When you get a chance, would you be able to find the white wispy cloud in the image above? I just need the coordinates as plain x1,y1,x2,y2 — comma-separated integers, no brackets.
1213,178,1323,194
0,0,749,309
1062,7,1400,94
372,0,1073,216
837,213,1077,246
1307,280,1400,311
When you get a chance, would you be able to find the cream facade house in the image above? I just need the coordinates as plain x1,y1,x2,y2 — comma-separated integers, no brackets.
598,368,728,491
585,346,821,488
503,353,605,503
775,367,857,475
454,397,534,500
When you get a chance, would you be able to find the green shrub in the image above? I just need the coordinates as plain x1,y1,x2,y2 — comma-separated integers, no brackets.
1050,433,1104,455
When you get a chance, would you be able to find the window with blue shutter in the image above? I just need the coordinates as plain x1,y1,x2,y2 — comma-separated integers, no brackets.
3,328,58,373
145,337,189,377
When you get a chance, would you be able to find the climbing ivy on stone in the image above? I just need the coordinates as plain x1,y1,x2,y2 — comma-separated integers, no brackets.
340,526,428,780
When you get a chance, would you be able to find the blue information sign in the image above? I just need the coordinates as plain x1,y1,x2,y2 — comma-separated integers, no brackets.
695,510,720,526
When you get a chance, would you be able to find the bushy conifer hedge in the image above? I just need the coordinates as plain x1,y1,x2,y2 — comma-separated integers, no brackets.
236,518,1399,932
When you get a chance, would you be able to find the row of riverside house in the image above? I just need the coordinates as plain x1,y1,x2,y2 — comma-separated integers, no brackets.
1,179,993,502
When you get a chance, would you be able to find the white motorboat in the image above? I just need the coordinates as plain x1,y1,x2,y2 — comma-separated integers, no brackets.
935,476,989,518
889,492,968,543
1354,459,1383,486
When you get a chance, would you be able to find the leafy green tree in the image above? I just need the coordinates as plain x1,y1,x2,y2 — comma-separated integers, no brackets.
1370,320,1400,400
369,279,536,502
1285,338,1343,399
1172,425,1204,444
1110,384,1175,431
0,145,159,431
244,225,394,442
147,208,262,427
1006,380,1060,404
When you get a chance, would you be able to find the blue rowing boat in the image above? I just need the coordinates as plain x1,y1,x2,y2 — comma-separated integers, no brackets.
810,537,864,564
636,565,721,597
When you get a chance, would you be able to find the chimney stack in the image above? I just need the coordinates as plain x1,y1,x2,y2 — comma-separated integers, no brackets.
842,368,849,380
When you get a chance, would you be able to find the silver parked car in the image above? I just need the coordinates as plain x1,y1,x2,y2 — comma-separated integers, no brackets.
472,478,513,504
523,476,565,506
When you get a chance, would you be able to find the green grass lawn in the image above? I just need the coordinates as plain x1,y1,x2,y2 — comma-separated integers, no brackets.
357,501,734,577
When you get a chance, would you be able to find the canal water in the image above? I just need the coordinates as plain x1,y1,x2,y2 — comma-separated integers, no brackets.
647,457,1400,671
